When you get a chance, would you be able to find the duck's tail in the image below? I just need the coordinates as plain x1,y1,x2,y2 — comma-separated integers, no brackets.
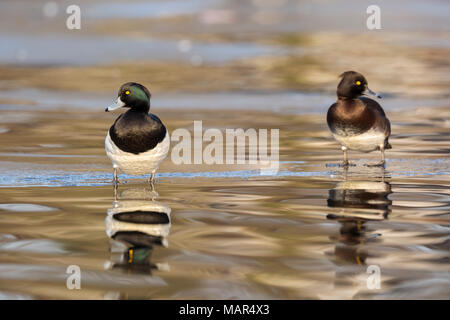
385,141,392,150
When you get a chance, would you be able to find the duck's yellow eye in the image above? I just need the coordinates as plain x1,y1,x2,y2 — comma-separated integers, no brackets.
355,81,361,86
125,90,130,95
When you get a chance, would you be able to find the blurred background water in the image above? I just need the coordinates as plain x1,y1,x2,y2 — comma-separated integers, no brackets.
0,0,449,299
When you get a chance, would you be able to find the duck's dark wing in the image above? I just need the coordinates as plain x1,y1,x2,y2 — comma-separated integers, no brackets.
148,113,163,124
359,97,386,117
110,111,167,154
384,120,392,149
360,97,392,148
326,102,338,132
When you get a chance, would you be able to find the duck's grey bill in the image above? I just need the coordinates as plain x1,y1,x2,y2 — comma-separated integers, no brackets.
366,87,382,99
105,98,125,112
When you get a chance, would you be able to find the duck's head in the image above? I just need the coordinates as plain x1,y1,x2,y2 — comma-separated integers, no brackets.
336,71,381,99
105,82,151,113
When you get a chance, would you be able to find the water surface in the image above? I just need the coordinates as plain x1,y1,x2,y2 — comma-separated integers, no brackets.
0,0,449,300
0,107,448,299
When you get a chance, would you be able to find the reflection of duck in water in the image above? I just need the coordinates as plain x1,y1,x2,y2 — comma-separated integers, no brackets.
105,188,171,274
328,180,391,221
327,176,391,265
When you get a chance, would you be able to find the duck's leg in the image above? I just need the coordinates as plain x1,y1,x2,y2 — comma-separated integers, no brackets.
148,169,156,188
368,145,386,167
113,168,119,185
341,146,350,167
113,183,118,201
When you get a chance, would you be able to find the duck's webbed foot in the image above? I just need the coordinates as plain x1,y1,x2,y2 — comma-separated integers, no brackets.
367,161,385,167
340,146,355,167
367,146,386,167
339,161,356,167
113,168,120,185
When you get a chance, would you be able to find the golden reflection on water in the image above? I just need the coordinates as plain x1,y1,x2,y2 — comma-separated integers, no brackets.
105,187,171,276
0,170,448,299
325,169,391,297
0,107,448,299
0,0,449,300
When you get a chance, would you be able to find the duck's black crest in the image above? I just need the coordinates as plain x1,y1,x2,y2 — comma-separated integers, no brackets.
109,110,167,154
336,71,367,99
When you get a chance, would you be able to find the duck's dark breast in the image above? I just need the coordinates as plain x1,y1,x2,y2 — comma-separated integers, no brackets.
327,99,376,136
110,111,167,154
360,97,391,139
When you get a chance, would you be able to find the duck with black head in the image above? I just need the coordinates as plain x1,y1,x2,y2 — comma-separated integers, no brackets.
327,71,391,167
105,82,170,186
